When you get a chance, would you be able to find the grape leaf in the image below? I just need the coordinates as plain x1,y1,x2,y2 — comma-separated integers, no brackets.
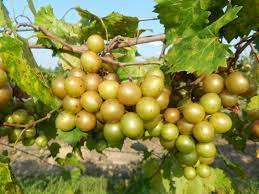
27,0,36,15
35,5,82,48
0,162,12,193
0,36,61,109
48,142,61,158
57,128,87,147
247,95,259,111
57,52,81,70
76,7,139,40
222,0,259,41
56,152,85,172
0,0,12,28
164,36,229,75
154,0,210,38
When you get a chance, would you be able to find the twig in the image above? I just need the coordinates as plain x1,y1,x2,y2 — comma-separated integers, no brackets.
139,18,158,22
3,109,56,129
191,75,205,85
249,43,259,62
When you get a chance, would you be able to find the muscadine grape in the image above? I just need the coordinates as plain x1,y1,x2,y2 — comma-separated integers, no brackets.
219,90,238,107
160,138,175,150
98,80,119,99
103,73,120,82
35,135,48,147
0,83,13,106
160,123,179,141
63,96,82,114
156,90,170,110
80,91,103,113
143,114,162,130
100,99,125,123
103,123,124,142
196,142,216,158
120,112,144,139
203,74,224,94
184,167,196,180
81,51,102,73
177,118,194,135
146,69,165,80
55,111,76,131
87,34,104,53
183,103,205,124
136,97,160,120
51,77,66,99
65,76,86,97
76,110,96,132
193,121,215,143
209,112,232,133
199,93,221,114
141,75,164,98
12,109,28,124
196,164,211,178
251,121,259,138
117,82,142,106
225,71,249,94
163,108,180,123
24,127,36,138
148,120,163,137
177,150,199,166
69,68,87,80
199,156,215,165
176,135,195,153
84,73,102,91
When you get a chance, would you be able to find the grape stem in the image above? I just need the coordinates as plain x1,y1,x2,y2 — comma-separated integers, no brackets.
249,43,259,62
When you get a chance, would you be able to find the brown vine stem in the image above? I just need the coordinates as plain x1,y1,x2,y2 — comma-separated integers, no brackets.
249,43,259,62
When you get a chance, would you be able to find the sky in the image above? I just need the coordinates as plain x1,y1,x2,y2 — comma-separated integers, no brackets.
5,0,164,69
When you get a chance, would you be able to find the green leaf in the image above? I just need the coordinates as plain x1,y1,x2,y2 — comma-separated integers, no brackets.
247,95,259,111
222,0,259,41
48,142,61,158
173,168,234,194
35,5,82,48
56,152,85,172
154,0,210,38
0,0,12,28
0,162,12,192
0,36,61,109
27,0,36,15
164,36,229,75
76,7,139,40
57,128,87,147
57,52,81,70
198,6,242,38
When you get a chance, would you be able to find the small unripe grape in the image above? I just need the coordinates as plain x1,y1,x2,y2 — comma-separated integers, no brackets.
183,103,205,124
209,112,232,133
76,110,96,132
0,69,7,87
81,51,102,73
12,109,28,124
148,120,163,137
103,73,120,82
219,90,238,107
156,90,170,110
35,135,48,147
84,73,102,91
55,111,76,131
146,69,165,80
63,96,82,114
177,119,194,135
225,71,249,94
176,135,195,153
160,123,179,141
100,99,125,123
80,91,103,113
199,93,221,114
203,74,224,94
196,142,216,158
24,127,36,138
163,108,180,123
177,150,199,166
51,77,66,99
196,164,211,178
160,138,175,150
199,156,215,165
193,121,215,143
98,80,119,99
120,112,144,139
184,167,196,180
65,76,86,97
141,75,164,98
103,123,124,142
136,97,160,120
69,68,87,80
117,82,142,106
87,34,104,53
143,114,162,130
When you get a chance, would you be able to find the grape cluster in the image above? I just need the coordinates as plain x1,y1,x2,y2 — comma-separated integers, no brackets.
0,61,13,107
2,109,48,147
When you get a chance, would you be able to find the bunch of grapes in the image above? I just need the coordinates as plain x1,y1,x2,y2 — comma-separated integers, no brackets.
3,109,48,147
